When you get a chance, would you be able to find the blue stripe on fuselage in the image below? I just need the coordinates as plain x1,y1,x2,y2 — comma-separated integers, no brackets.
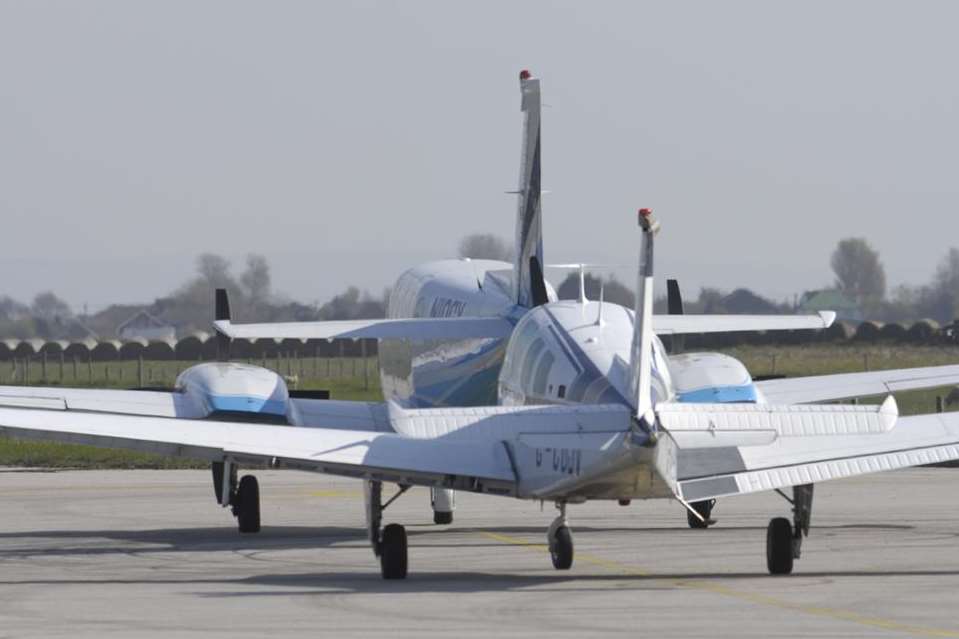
208,395,287,416
677,384,758,404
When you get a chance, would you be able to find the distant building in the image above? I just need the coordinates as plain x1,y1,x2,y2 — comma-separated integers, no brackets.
116,311,176,341
719,288,780,314
798,289,863,324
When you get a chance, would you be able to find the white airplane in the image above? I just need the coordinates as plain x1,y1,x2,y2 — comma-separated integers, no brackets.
208,69,840,524
4,72,959,580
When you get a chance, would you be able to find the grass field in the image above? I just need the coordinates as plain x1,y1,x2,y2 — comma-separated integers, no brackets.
2,345,958,469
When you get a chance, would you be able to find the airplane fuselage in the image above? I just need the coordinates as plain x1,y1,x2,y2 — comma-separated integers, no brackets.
379,258,525,408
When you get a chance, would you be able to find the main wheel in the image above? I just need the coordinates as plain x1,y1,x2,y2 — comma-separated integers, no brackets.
433,511,453,525
766,517,794,575
380,523,408,579
687,500,713,529
234,475,261,534
550,526,574,570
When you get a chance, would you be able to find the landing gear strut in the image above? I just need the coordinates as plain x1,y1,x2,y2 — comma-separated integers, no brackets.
687,499,716,529
367,480,409,579
212,459,260,533
547,502,574,570
767,484,813,575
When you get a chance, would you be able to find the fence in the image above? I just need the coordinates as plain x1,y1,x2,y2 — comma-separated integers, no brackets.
2,354,379,390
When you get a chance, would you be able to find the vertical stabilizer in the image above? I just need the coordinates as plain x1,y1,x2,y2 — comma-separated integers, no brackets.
513,69,546,307
628,209,661,419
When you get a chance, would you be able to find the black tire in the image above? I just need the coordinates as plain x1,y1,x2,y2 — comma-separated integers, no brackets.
766,517,794,575
235,475,261,534
433,511,453,525
380,523,408,579
550,526,574,570
687,500,713,529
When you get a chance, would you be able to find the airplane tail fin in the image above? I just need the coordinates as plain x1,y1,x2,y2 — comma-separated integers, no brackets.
214,288,232,361
513,70,547,307
628,209,660,419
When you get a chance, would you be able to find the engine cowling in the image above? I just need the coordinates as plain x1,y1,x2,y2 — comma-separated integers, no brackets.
176,362,291,423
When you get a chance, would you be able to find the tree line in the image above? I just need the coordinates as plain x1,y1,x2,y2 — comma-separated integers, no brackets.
1,233,957,341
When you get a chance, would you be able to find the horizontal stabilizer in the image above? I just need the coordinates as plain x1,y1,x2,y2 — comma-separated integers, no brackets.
652,311,835,335
214,317,514,341
677,409,959,503
658,397,898,449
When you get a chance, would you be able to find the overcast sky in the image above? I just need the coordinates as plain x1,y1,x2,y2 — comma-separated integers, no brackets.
2,1,957,312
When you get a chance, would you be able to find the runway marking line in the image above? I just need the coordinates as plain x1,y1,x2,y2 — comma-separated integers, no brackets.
481,531,959,638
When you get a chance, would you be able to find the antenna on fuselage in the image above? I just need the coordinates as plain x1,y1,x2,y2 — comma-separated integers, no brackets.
595,283,605,328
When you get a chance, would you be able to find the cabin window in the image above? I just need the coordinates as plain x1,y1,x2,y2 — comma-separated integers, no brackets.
557,385,566,399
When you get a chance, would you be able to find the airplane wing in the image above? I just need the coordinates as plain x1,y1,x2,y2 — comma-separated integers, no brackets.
670,403,959,503
0,405,518,494
0,401,631,498
213,317,513,341
756,364,959,404
651,311,835,335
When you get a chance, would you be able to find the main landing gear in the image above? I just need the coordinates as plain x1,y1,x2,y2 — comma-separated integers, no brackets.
212,460,260,533
766,484,813,575
367,480,410,579
686,499,716,529
547,502,574,570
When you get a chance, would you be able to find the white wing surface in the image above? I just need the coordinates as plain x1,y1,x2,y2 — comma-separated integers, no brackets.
756,364,959,404
0,406,518,494
674,407,959,502
214,317,513,341
652,311,835,335
0,402,632,498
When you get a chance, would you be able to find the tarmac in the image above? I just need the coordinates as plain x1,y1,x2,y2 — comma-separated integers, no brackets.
1,467,958,638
